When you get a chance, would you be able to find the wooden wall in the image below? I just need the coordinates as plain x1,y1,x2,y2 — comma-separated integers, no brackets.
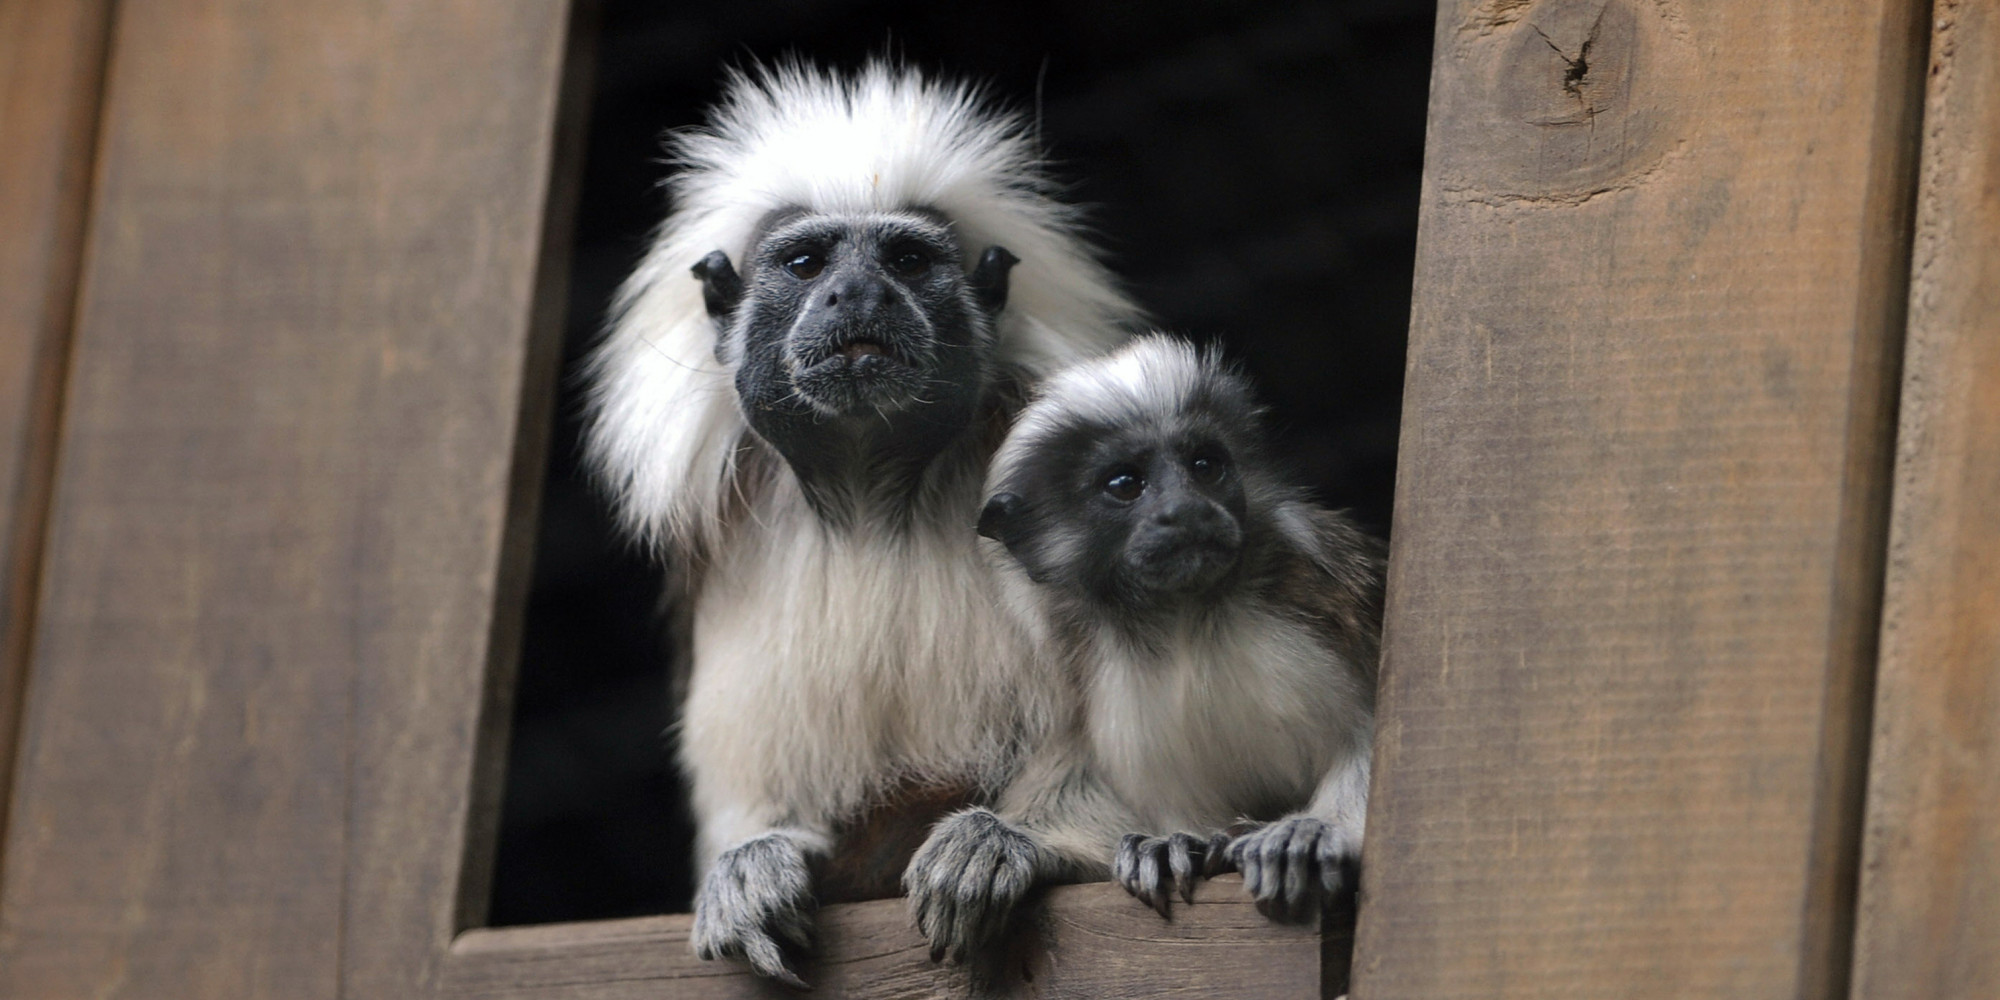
0,2,576,995
1352,0,1931,996
1849,2,2000,997
0,1,1992,998
0,0,113,865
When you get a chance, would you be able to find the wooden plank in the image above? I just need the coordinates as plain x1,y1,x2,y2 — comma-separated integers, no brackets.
0,0,113,862
0,3,575,998
1351,1,1928,998
442,875,1325,999
1849,3,2000,998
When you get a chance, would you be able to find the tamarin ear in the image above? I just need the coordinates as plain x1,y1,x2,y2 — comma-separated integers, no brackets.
978,491,1026,543
691,250,743,320
968,245,1019,315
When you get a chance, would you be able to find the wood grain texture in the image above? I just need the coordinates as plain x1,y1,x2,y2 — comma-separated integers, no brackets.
1351,1,1928,998
0,0,113,867
442,875,1327,1000
1849,3,2000,997
0,3,575,998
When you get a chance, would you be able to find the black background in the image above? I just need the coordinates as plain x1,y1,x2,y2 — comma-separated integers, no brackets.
489,0,1435,927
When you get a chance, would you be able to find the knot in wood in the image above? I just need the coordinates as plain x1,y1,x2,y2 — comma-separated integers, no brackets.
1444,0,1696,205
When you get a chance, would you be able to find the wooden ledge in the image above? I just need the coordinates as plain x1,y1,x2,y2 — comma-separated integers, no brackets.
444,875,1334,998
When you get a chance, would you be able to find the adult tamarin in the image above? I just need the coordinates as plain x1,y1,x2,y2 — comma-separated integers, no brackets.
584,63,1136,984
905,334,1381,959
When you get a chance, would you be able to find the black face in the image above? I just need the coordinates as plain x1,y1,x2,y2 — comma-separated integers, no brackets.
745,213,970,416
692,210,1015,504
982,425,1250,611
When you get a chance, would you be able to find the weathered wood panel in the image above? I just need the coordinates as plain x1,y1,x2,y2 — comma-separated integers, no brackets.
0,0,113,860
1352,1,1928,998
0,3,575,998
1849,3,2000,998
443,876,1326,999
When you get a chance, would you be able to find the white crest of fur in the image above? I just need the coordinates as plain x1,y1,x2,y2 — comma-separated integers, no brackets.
586,61,1136,552
988,333,1222,494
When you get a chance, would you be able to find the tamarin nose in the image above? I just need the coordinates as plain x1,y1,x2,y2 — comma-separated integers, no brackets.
1152,500,1211,528
825,277,886,311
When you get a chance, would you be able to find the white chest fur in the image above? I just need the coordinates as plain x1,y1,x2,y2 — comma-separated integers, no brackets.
679,501,1048,859
1086,608,1366,832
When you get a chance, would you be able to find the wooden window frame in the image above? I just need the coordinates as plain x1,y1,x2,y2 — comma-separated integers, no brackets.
3,1,1996,998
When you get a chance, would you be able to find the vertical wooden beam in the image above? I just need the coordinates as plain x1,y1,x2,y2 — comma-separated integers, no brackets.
1352,1,1929,997
0,4,574,998
0,0,113,858
1849,3,2000,997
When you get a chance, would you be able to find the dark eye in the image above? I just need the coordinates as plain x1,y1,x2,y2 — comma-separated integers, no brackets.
885,246,931,278
784,253,825,280
1102,472,1145,502
1189,450,1230,485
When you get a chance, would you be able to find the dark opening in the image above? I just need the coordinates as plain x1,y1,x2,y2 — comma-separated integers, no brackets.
490,0,1433,927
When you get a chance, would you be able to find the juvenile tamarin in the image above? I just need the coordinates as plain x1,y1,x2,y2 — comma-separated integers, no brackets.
904,334,1382,959
584,62,1136,984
